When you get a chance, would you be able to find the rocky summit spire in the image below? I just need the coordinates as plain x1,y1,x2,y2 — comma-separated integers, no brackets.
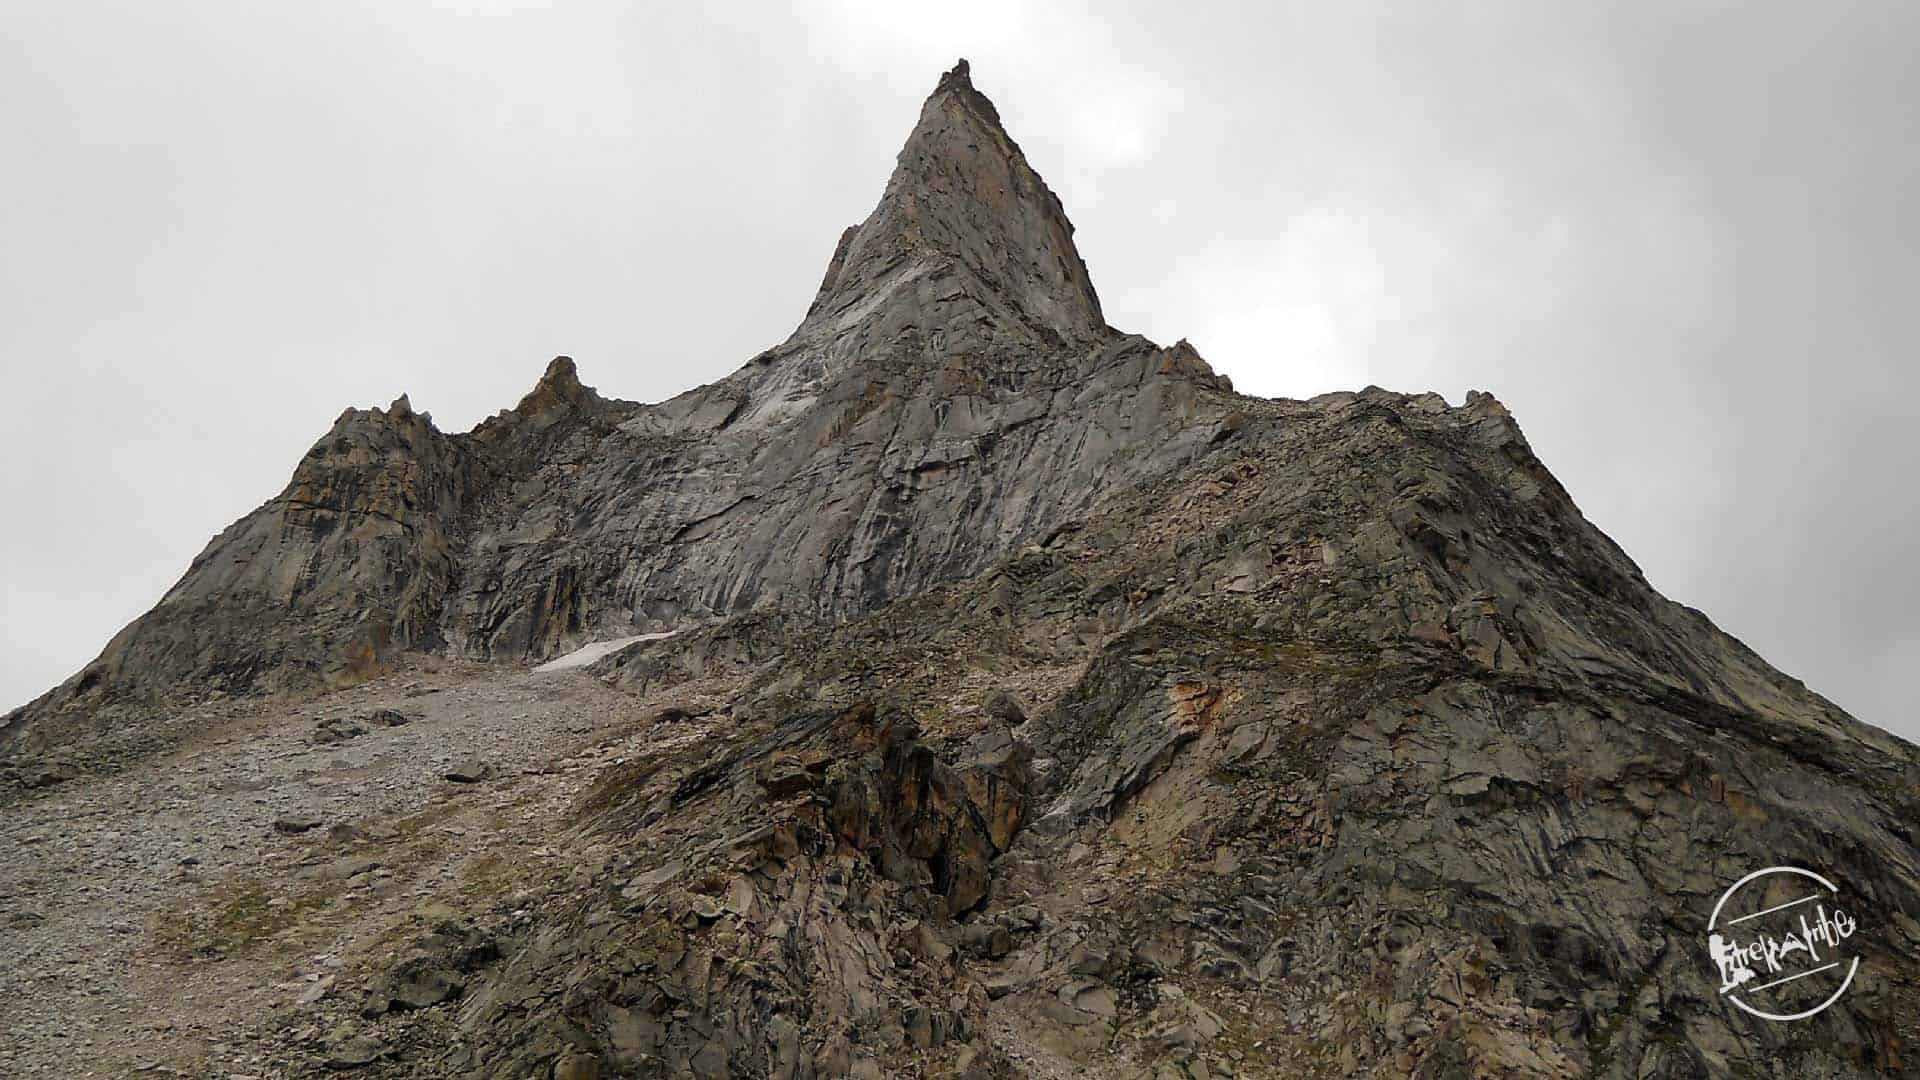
798,59,1108,350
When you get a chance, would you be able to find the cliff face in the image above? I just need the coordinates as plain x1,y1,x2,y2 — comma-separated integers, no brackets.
3,62,1917,1080
12,398,473,735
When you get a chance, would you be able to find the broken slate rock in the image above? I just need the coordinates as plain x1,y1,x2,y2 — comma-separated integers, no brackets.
324,1035,385,1069
983,690,1028,726
379,966,466,1011
313,717,369,744
442,760,494,783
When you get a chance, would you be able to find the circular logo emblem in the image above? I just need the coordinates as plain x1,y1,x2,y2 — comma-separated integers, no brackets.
1707,866,1860,1021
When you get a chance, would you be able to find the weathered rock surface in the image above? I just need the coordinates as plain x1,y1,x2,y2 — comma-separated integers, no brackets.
1,59,1916,1080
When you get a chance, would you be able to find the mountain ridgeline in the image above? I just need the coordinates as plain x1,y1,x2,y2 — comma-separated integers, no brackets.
4,61,1917,1079
2,60,1230,759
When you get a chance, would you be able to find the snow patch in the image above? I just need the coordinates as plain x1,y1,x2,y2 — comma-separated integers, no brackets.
533,631,678,673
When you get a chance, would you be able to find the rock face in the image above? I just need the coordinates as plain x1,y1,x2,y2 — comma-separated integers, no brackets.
5,60,1920,1080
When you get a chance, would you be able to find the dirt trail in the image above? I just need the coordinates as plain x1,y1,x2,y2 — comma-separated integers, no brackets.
0,660,682,1078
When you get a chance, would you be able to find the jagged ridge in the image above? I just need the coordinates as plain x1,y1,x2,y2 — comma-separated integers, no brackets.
1,62,1230,764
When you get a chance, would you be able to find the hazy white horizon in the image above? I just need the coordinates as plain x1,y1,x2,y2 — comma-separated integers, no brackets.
3,2,1916,740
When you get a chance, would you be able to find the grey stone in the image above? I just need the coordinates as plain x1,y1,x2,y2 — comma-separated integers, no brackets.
441,760,493,783
323,1036,384,1070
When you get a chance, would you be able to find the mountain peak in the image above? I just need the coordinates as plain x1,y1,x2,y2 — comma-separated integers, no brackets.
512,354,596,416
9,61,1912,1080
925,57,1002,132
934,57,973,94
793,60,1107,352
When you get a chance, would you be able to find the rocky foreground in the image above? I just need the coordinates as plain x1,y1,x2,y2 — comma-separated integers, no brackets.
4,62,1918,1078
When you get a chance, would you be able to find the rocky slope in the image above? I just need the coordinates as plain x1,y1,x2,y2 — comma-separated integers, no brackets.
3,61,1917,1079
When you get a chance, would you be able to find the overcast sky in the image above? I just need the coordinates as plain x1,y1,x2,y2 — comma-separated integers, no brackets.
3,2,1915,740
